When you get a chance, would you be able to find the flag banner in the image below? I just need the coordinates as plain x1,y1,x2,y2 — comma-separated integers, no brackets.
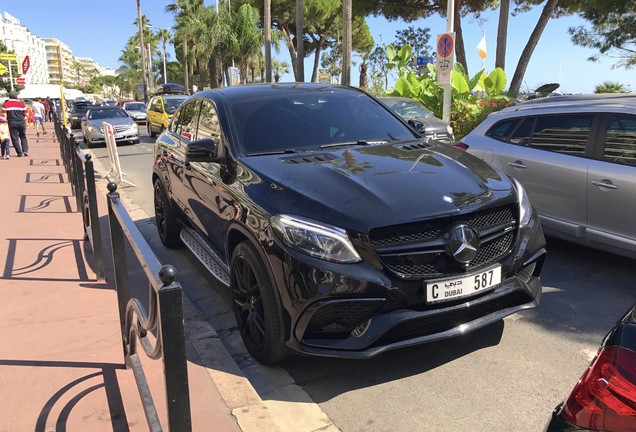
477,33,487,59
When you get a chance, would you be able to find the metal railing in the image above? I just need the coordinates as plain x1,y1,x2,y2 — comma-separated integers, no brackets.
107,181,192,432
53,112,105,281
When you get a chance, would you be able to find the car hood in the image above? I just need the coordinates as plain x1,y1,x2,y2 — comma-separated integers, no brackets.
87,118,134,128
239,143,515,232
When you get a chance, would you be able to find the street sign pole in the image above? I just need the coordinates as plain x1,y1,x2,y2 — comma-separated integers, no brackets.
443,0,454,124
8,60,14,92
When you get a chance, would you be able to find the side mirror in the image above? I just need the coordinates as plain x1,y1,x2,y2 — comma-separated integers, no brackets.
408,119,425,134
186,138,222,163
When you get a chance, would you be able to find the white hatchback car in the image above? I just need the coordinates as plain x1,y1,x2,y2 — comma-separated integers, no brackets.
459,96,636,259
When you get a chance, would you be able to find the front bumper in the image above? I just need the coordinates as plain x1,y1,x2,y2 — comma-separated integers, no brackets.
85,129,140,144
264,207,546,359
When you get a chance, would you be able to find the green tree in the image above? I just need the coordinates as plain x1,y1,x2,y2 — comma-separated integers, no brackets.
272,58,290,82
594,81,629,93
569,0,636,68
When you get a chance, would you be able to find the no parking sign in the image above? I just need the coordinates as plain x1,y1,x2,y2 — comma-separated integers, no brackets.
436,32,455,85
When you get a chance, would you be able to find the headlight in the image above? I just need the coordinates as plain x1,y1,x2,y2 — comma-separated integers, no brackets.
512,178,532,227
447,125,454,136
130,123,138,131
270,214,362,263
86,126,97,132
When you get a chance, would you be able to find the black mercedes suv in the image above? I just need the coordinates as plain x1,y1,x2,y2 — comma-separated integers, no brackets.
152,83,546,364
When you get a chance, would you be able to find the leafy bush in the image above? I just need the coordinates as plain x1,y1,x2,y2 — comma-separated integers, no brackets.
384,44,512,140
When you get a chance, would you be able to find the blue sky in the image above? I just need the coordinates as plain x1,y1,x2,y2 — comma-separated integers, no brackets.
2,0,633,94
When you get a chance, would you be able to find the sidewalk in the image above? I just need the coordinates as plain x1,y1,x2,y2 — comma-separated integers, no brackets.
0,127,246,431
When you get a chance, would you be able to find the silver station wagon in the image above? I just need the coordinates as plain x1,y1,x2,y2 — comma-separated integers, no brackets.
459,96,636,259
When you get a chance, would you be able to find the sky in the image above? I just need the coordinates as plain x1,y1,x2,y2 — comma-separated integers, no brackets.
1,0,634,94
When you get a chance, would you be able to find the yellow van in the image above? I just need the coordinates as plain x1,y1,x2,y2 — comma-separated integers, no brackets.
146,94,188,137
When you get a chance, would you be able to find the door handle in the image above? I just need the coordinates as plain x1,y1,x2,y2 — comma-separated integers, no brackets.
591,180,618,189
508,160,527,169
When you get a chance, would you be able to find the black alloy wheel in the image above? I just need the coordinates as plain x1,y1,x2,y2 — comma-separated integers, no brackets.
231,242,287,364
153,179,181,248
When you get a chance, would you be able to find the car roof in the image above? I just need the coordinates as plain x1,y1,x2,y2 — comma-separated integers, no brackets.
191,83,365,104
500,95,636,115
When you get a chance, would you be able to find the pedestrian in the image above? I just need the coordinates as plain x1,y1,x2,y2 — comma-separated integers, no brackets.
42,98,50,122
26,105,35,129
32,98,47,136
0,115,10,159
46,97,55,121
1,92,29,157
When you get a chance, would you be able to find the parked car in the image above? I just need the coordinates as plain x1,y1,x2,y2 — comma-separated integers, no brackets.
545,302,636,432
68,101,93,129
152,83,546,364
121,101,148,125
379,96,454,144
459,97,636,260
81,106,140,148
146,94,188,137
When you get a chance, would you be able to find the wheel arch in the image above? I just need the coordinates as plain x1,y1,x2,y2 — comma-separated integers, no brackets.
226,223,292,340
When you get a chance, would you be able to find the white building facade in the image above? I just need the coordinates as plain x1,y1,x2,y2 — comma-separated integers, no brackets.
0,11,49,85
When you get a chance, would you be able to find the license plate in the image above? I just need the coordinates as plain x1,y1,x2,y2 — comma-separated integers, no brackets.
425,266,501,304
115,133,124,139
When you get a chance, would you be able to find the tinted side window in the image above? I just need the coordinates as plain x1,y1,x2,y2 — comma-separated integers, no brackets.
174,101,199,141
150,97,162,112
486,119,521,142
509,117,535,146
530,114,593,156
605,115,636,167
195,100,220,142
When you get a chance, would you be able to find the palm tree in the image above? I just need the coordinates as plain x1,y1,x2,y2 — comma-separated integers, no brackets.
166,0,205,91
296,0,304,81
272,58,290,82
71,59,84,86
157,28,172,83
264,0,272,82
342,0,352,85
232,4,263,84
594,81,629,94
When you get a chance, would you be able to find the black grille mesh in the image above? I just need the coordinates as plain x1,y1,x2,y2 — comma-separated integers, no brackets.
305,301,385,335
368,205,517,279
369,206,515,249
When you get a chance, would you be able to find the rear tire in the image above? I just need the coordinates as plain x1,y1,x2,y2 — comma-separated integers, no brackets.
231,242,288,364
153,179,181,248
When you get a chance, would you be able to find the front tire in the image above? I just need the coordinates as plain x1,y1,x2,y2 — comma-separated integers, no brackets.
153,179,181,248
231,242,288,364
149,122,157,138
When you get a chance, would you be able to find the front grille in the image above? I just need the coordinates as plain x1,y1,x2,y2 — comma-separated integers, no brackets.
368,205,517,279
114,125,129,133
304,301,385,336
371,291,533,347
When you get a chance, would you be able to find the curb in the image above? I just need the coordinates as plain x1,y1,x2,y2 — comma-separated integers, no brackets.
85,141,339,432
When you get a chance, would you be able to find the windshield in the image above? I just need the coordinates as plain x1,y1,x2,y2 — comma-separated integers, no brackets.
384,99,434,119
164,97,187,114
124,102,146,111
228,91,417,154
88,108,129,120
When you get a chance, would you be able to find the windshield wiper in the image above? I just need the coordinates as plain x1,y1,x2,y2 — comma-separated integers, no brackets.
320,140,384,149
248,148,297,156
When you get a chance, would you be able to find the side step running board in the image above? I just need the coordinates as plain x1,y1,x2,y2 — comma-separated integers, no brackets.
180,227,231,286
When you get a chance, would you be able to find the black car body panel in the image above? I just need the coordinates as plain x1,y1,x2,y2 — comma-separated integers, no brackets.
152,83,546,361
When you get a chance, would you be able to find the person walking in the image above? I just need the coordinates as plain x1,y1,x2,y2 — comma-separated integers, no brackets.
32,98,47,137
46,97,55,121
1,92,29,157
0,115,11,159
42,98,50,123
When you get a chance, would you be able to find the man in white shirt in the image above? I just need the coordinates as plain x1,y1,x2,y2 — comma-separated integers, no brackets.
32,98,47,137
